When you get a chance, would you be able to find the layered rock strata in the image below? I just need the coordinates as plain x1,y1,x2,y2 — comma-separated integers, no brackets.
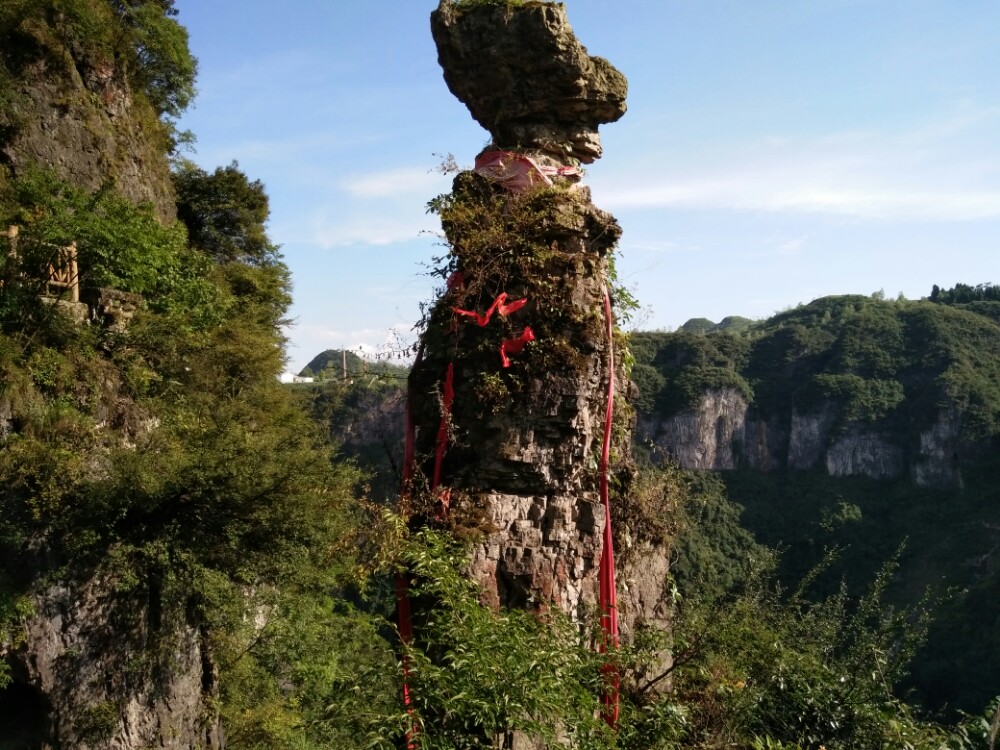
1,578,222,750
637,388,976,486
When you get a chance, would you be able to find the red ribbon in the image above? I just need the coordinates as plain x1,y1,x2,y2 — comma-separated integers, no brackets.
500,326,535,368
453,292,527,327
395,573,416,748
598,290,620,727
396,344,424,749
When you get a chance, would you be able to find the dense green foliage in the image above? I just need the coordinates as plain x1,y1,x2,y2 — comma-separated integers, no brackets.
109,0,196,118
724,463,1000,718
629,329,751,415
930,282,1000,306
3,5,998,747
174,161,282,267
305,372,407,503
2,168,213,303
0,0,196,126
631,293,1000,721
0,164,362,745
632,294,1000,439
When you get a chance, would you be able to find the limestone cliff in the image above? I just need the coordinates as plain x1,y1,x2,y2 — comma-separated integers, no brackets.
638,389,975,485
0,3,176,220
0,5,220,747
0,342,224,749
3,578,221,750
633,296,1000,487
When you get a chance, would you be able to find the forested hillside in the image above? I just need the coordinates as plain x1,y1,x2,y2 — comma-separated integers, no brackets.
633,292,1000,443
0,2,372,746
631,290,1000,717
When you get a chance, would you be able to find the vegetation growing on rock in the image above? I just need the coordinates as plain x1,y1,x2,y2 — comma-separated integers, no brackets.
633,293,1000,438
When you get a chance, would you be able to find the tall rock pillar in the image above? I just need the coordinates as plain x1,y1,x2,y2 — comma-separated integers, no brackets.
408,0,637,624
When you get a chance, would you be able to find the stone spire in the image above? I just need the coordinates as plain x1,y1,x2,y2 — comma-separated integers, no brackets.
409,1,665,637
431,1,627,164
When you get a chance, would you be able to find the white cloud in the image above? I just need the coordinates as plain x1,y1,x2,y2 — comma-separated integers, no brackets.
621,239,684,254
771,235,808,255
313,217,437,248
344,167,450,198
601,173,1000,221
596,114,1000,221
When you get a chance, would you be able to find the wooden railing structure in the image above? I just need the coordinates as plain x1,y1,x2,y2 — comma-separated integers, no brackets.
4,225,80,302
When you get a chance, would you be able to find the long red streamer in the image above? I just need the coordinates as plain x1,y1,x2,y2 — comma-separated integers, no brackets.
397,283,613,736
453,291,527,327
598,289,620,727
396,345,423,749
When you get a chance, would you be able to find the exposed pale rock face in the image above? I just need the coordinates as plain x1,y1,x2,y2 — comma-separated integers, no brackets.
639,389,978,486
825,428,903,480
788,406,838,470
431,1,627,163
1,577,222,749
644,389,752,471
912,408,964,485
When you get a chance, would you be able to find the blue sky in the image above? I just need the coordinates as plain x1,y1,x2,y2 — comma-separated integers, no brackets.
173,1,1000,372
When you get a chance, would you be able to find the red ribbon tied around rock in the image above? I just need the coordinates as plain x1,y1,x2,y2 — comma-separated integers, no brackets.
598,289,620,728
453,291,534,367
453,291,527,327
474,150,582,194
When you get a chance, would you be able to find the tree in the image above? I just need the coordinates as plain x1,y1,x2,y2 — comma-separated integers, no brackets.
109,0,197,118
173,160,282,267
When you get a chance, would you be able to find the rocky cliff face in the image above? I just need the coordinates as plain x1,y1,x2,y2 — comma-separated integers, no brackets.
0,9,215,746
0,360,224,749
0,8,176,220
431,1,626,164
638,388,979,486
2,578,221,750
415,0,665,640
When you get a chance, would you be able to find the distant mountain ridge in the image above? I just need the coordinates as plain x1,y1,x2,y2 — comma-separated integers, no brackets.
633,291,1000,485
299,349,410,381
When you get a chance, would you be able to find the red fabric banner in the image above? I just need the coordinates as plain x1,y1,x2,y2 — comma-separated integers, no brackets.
396,345,423,749
598,290,620,727
453,291,527,327
500,326,535,368
474,150,582,194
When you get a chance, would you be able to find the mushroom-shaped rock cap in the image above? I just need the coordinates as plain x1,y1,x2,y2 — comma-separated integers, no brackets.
431,0,627,164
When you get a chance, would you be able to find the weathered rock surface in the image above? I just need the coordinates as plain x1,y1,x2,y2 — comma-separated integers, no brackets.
1,577,222,750
418,0,666,640
411,177,632,621
431,1,627,163
912,407,965,486
1,27,175,220
638,387,983,486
